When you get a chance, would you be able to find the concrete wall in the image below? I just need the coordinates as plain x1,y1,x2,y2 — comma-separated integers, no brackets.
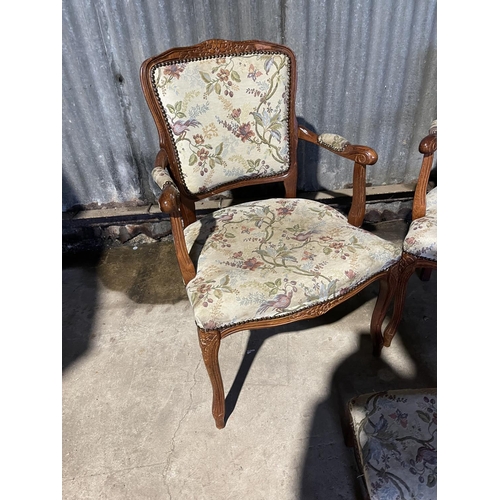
62,0,436,212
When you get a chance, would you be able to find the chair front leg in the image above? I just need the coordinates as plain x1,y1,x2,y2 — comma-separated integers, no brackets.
383,253,418,347
370,264,399,356
198,328,225,429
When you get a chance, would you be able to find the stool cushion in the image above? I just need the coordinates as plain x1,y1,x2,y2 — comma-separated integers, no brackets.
349,389,437,500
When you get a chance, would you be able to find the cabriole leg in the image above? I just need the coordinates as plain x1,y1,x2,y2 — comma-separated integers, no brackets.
383,254,418,347
198,328,225,429
370,265,398,356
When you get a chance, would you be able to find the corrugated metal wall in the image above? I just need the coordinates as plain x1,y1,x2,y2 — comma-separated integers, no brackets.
62,0,436,212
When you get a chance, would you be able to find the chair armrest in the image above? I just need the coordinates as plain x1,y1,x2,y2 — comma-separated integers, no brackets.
298,125,378,165
152,149,196,284
297,125,378,227
418,119,437,155
152,149,181,214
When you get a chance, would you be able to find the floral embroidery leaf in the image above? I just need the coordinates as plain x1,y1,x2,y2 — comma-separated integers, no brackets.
200,71,212,83
417,410,431,423
215,143,224,156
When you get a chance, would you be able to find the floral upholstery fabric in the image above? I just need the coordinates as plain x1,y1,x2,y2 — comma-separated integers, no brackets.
151,166,176,191
183,198,400,330
349,389,437,500
403,187,437,261
318,133,350,152
152,53,291,195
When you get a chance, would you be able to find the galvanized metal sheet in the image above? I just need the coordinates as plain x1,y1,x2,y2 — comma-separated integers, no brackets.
62,0,436,211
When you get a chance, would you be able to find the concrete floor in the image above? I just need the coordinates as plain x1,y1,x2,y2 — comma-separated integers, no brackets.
62,219,436,500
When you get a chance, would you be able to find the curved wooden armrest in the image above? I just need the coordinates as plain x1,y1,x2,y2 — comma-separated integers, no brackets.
418,119,437,155
152,150,196,284
298,125,378,165
297,125,378,227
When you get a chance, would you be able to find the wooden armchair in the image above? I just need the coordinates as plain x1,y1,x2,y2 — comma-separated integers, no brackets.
383,121,437,348
140,39,401,428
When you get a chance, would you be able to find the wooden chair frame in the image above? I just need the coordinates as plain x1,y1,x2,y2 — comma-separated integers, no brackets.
383,126,437,348
140,39,399,428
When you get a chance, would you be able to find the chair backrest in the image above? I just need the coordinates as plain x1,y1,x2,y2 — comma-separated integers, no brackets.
140,39,299,201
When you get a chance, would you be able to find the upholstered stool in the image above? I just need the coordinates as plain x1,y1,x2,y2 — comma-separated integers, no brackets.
347,389,437,500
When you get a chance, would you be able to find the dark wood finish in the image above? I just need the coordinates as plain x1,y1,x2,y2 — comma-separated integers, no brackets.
140,39,395,428
297,125,378,227
383,253,437,347
413,133,437,220
383,127,437,348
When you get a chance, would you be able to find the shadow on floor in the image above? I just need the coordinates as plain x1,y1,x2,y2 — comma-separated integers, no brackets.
298,272,437,499
62,250,103,371
224,283,381,425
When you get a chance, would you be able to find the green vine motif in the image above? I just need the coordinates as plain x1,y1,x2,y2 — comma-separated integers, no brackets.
264,278,297,297
246,55,289,164
196,55,289,166
316,235,365,259
187,141,225,176
231,205,334,283
166,100,186,120
199,59,241,97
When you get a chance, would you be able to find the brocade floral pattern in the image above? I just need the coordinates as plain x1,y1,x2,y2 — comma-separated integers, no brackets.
184,198,400,329
153,54,291,195
349,389,437,500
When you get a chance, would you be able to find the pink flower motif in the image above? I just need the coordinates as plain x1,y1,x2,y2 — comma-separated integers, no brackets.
203,320,218,330
217,69,230,81
231,108,241,119
247,64,263,81
277,207,293,216
345,269,356,280
302,251,316,261
242,257,264,271
197,148,210,161
236,123,255,142
163,64,185,79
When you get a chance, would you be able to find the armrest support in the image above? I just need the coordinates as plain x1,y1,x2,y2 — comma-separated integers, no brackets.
152,149,180,214
413,120,437,220
152,149,196,284
298,125,378,226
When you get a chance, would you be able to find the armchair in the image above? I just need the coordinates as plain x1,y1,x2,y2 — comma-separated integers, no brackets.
140,39,401,428
383,121,437,348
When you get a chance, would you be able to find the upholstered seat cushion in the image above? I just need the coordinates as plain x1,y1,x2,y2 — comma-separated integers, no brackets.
349,389,437,500
184,198,400,330
403,187,437,261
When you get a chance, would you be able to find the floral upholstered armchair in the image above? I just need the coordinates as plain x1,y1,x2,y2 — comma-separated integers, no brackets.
140,39,401,428
382,121,437,348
